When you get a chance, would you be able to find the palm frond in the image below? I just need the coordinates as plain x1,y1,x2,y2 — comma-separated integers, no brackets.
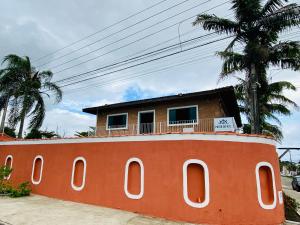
39,70,53,81
261,0,287,16
217,51,245,79
43,82,62,103
28,95,45,130
231,0,262,22
261,4,300,33
193,14,239,35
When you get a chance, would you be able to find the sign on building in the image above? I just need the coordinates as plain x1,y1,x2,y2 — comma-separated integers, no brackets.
214,117,237,132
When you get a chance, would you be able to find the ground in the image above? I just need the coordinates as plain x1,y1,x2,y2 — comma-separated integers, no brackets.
0,195,195,225
282,176,300,212
0,178,299,225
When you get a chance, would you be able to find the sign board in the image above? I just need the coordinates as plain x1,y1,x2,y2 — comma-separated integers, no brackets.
214,117,237,132
183,127,194,133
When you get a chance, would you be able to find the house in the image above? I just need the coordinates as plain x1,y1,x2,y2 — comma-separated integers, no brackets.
83,86,242,136
0,86,283,225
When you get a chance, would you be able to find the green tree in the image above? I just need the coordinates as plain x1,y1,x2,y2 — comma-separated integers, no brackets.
74,127,96,137
25,129,60,139
235,79,298,141
193,0,300,134
0,55,62,138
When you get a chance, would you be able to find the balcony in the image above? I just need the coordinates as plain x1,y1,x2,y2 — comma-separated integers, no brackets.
94,117,237,137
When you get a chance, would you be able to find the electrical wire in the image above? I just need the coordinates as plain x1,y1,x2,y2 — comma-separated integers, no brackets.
33,0,171,62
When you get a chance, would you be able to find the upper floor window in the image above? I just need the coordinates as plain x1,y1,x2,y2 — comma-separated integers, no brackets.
106,113,128,130
167,105,198,126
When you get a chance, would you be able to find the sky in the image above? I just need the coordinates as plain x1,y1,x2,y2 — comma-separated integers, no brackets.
0,0,299,159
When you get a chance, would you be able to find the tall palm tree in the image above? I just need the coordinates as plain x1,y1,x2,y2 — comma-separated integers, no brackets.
193,0,300,134
0,55,62,138
0,57,23,132
235,77,298,141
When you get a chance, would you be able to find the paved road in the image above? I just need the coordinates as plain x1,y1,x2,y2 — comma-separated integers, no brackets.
0,195,195,225
282,176,300,208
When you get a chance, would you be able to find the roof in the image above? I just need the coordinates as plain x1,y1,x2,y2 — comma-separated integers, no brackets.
83,86,242,127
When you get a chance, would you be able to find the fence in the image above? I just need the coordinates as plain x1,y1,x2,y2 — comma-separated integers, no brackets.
95,118,215,137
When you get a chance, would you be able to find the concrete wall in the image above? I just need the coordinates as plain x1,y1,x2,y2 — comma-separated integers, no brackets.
0,134,284,225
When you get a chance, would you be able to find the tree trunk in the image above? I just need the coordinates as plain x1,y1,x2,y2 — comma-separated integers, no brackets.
17,111,26,139
249,64,260,134
18,95,28,139
0,98,9,134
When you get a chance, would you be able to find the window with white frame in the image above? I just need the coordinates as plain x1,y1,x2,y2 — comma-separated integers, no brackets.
168,105,198,126
106,113,128,130
31,155,44,185
124,157,144,200
183,159,210,208
71,157,87,191
255,162,277,210
5,155,13,180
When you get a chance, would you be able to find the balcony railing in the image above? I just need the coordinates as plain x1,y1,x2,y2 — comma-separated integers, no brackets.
95,119,215,137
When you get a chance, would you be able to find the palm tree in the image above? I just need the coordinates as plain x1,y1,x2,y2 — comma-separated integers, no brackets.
235,77,298,141
193,0,300,134
0,55,62,138
0,57,23,133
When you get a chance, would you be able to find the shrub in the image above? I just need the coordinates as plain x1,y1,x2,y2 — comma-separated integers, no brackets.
9,182,31,198
284,192,300,222
0,165,31,197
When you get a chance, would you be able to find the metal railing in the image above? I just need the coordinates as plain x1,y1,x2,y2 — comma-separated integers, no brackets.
95,119,214,137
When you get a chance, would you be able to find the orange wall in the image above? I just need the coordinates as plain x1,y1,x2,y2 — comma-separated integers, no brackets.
0,138,284,225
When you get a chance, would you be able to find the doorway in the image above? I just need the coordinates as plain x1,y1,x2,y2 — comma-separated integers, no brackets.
138,110,155,134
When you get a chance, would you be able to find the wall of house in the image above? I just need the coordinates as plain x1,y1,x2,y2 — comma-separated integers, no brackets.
96,96,225,136
0,134,284,225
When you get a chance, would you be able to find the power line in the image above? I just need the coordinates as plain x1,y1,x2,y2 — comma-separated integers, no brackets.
62,42,230,93
33,0,171,62
54,12,234,85
59,36,233,88
48,0,230,74
54,32,219,84
37,0,198,67
60,31,297,93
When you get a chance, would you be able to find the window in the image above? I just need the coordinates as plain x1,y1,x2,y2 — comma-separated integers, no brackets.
71,157,87,191
5,155,13,180
106,113,128,130
255,162,277,209
124,158,144,200
183,159,210,208
31,155,44,185
168,105,198,126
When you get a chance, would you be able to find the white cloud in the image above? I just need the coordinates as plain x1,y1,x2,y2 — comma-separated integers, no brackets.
41,109,95,137
0,0,299,144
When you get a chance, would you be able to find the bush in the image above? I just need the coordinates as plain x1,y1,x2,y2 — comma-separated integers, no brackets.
284,192,300,222
9,182,31,198
0,165,31,197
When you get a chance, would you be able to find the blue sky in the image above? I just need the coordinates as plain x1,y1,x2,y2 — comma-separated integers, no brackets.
0,0,299,157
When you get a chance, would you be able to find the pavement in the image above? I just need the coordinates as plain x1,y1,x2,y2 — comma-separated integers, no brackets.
0,195,195,225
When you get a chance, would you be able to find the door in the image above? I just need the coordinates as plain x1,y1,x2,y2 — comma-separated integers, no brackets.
138,111,155,134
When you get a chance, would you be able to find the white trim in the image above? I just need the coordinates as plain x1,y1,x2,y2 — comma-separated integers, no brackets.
71,157,87,191
106,113,128,130
4,155,13,180
0,133,277,146
31,155,44,185
183,159,210,208
278,191,283,204
255,162,277,210
137,110,155,134
167,105,199,126
124,157,144,200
